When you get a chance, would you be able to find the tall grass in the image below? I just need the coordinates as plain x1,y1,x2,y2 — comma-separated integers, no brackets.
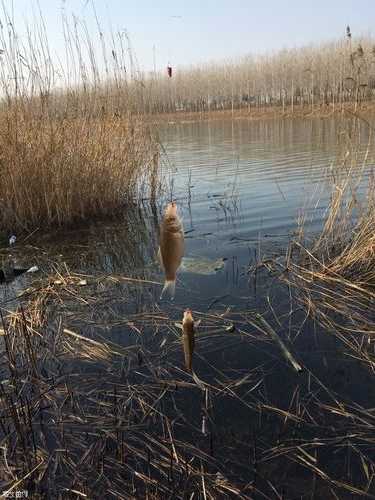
284,115,375,366
0,6,159,234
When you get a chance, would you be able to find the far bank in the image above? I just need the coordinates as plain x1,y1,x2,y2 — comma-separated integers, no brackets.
148,102,375,124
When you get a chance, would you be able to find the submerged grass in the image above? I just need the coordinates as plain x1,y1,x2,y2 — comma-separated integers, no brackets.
1,258,375,498
0,270,251,498
283,113,375,368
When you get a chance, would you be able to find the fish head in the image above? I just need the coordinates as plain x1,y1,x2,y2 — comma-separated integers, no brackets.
165,201,178,217
182,308,194,325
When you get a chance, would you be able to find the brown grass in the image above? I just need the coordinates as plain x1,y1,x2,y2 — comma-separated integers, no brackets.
1,264,375,498
283,112,375,367
0,7,159,234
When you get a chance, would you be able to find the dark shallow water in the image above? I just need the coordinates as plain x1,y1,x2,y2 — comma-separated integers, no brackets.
1,116,374,498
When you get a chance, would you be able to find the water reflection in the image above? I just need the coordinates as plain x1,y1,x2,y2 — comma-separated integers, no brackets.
44,207,159,276
162,117,371,244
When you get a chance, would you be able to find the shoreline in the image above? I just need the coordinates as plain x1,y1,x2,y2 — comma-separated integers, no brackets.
148,102,375,124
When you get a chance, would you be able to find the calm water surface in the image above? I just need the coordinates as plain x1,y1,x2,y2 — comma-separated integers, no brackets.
156,117,371,308
162,117,356,238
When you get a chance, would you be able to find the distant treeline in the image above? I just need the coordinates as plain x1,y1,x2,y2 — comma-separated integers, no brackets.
134,31,375,114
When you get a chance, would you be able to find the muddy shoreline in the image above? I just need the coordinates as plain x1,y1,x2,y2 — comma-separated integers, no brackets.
148,102,375,124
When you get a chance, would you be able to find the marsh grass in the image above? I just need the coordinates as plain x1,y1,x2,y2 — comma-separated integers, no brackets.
0,271,253,498
0,6,159,234
1,263,375,498
0,10,374,495
283,113,375,368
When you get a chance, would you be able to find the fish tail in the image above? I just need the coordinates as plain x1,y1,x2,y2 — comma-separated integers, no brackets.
160,279,176,300
184,350,192,372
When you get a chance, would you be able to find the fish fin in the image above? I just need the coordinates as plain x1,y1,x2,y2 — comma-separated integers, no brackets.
160,279,176,300
184,352,192,372
174,322,183,330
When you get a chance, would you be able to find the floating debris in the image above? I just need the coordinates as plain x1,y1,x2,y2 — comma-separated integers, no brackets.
201,415,207,435
229,236,255,242
249,314,303,373
180,256,227,275
0,257,39,283
8,235,16,246
207,294,230,309
26,265,39,273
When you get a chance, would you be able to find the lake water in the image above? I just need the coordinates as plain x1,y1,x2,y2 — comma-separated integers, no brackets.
157,117,371,309
163,117,340,240
162,116,371,235
1,116,374,498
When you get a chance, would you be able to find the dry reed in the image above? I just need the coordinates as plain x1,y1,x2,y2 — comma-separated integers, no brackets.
0,6,159,234
282,113,375,369
1,261,374,498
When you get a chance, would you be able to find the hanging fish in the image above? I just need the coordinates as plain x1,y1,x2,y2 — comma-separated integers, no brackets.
182,309,195,372
158,202,184,299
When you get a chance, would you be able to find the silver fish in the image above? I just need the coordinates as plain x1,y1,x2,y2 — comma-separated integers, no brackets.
158,202,184,299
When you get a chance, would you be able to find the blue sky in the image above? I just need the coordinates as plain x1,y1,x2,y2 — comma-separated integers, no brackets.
6,0,375,72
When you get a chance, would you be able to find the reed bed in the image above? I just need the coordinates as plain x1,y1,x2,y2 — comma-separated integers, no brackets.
1,259,375,498
0,7,159,235
281,114,375,370
0,7,374,497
